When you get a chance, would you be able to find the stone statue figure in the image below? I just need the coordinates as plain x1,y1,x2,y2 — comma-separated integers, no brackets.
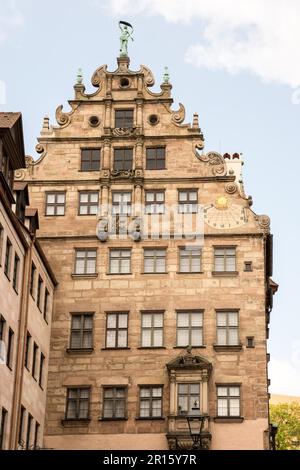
119,21,134,57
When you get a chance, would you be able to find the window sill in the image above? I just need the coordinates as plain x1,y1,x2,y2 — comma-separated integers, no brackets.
173,345,206,349
99,418,128,421
66,348,94,355
213,344,243,352
212,271,239,277
44,215,65,218
106,273,133,276
137,347,166,350
101,347,131,350
170,414,210,421
141,272,168,275
213,417,244,423
135,417,165,421
72,273,98,279
61,419,91,426
176,271,203,275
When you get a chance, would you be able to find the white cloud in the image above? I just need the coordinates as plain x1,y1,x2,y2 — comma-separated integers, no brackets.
269,357,300,396
104,0,300,88
0,0,24,45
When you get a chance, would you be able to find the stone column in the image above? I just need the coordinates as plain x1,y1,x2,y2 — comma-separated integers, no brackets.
104,99,112,130
136,99,143,129
103,138,111,170
101,184,110,216
134,184,143,217
135,137,143,169
169,372,177,416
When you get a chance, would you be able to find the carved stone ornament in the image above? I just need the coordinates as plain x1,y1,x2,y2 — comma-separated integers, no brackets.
110,169,135,179
55,103,79,128
166,347,212,376
225,182,238,194
91,64,107,87
139,65,155,87
35,144,44,154
257,214,271,232
14,169,26,180
112,127,138,137
195,147,226,176
171,103,185,125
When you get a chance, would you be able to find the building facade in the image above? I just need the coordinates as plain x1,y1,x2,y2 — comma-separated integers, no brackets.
0,113,56,450
18,55,277,450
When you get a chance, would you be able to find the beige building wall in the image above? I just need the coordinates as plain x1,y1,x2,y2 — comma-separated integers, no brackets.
0,201,25,449
19,56,275,450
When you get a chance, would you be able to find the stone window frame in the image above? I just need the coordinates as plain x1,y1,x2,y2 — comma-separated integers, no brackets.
32,341,38,379
80,148,101,172
212,245,238,275
24,331,31,370
68,312,94,352
113,147,134,171
111,191,132,216
215,383,243,422
25,413,33,450
36,275,44,312
64,386,91,421
45,191,66,217
6,327,14,370
138,385,164,419
29,262,36,298
0,223,4,266
145,190,165,214
12,252,20,293
0,315,6,342
176,310,204,348
0,406,8,450
143,247,167,274
38,352,45,389
101,385,128,421
114,109,134,128
105,311,129,349
78,191,99,216
33,421,40,449
74,248,98,276
140,310,165,348
146,146,166,170
178,246,202,273
43,288,50,324
108,248,132,275
18,406,26,446
168,372,209,418
178,189,198,214
4,237,12,279
215,309,240,349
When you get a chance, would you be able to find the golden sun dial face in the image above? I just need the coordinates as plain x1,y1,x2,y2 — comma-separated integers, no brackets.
204,196,247,229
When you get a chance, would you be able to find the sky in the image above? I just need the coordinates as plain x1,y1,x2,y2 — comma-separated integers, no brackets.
1,0,300,395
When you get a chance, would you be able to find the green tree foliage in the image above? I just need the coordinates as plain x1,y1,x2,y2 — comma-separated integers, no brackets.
270,402,300,450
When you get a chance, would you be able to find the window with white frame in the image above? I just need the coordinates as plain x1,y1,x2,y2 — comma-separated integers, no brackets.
216,311,239,346
217,385,241,417
177,311,203,347
179,247,201,273
145,191,165,214
45,192,66,216
139,386,163,418
144,249,166,273
79,192,99,215
109,249,131,274
178,383,200,415
74,249,97,275
214,247,236,272
178,190,198,213
112,192,132,215
141,311,164,347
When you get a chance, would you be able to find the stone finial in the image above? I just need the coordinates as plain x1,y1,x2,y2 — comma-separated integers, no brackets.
192,112,199,128
163,66,170,83
42,116,49,131
76,68,83,84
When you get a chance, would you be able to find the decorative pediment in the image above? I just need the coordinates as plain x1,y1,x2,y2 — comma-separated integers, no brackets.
166,347,212,374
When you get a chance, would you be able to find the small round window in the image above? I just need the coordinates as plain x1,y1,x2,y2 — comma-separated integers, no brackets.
89,115,100,127
148,114,159,125
120,77,130,88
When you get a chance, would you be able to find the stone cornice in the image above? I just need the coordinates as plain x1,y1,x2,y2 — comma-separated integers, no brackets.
23,176,235,185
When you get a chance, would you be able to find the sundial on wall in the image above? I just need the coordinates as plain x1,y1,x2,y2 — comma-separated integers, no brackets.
204,196,247,229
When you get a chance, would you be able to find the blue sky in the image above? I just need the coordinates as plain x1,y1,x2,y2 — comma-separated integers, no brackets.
1,0,300,395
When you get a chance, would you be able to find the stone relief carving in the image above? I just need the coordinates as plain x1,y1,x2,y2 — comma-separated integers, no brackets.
91,64,107,87
257,214,271,232
171,103,185,125
139,65,155,87
225,182,238,194
112,127,140,137
110,169,135,179
55,103,79,128
194,147,226,176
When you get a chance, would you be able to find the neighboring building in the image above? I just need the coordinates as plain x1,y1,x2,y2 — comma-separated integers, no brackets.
270,395,300,405
0,113,57,450
19,53,277,450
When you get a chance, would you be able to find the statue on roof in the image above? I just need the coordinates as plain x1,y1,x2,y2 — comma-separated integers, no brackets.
119,21,134,57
